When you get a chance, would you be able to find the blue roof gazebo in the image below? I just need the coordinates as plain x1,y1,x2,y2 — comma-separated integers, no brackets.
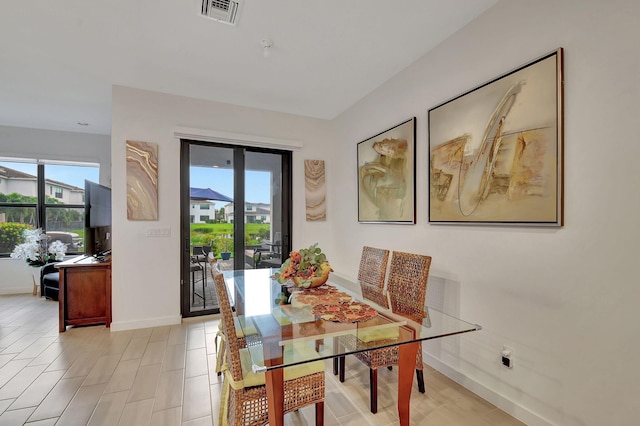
189,187,233,202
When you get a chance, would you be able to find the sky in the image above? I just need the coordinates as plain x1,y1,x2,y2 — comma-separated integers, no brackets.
1,161,270,209
0,161,99,188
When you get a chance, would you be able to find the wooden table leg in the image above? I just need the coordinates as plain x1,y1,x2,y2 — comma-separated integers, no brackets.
397,341,419,426
58,271,66,332
253,315,287,426
265,368,284,426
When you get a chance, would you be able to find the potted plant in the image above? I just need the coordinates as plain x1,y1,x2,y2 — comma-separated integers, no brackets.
11,228,66,265
220,237,231,260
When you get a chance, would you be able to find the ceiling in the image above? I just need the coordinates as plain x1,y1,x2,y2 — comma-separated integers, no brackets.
0,0,497,136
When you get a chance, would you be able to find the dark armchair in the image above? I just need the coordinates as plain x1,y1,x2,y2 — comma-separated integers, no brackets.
40,262,60,300
249,240,282,269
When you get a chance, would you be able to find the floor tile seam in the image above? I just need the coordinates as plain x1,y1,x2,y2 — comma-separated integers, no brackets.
25,376,84,424
150,369,185,414
125,361,164,404
325,373,374,424
6,369,67,412
181,373,213,423
86,388,130,426
0,358,34,389
0,363,48,402
0,405,37,423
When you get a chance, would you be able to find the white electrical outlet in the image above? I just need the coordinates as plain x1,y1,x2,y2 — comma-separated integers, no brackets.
146,228,171,237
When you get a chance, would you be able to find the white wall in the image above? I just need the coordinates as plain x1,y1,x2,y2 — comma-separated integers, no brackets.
110,86,333,331
0,125,112,184
0,125,111,293
306,1,638,425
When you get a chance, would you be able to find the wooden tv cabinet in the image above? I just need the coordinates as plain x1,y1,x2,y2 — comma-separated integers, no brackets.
56,255,112,332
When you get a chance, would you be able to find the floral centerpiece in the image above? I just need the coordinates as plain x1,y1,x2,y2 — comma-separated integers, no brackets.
274,243,333,289
10,228,66,266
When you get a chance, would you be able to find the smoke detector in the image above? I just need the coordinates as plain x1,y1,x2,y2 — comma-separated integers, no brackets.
200,0,242,26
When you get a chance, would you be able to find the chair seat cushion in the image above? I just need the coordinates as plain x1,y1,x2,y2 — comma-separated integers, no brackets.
357,325,400,343
228,343,324,390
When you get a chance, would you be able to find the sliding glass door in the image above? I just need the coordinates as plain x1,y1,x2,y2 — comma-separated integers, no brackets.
180,140,291,316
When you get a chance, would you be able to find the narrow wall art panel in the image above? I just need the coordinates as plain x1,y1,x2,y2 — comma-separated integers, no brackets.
126,140,158,220
305,159,326,221
428,48,564,226
358,118,416,224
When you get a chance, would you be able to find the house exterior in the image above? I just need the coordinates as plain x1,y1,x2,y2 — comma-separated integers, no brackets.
222,202,270,224
189,201,215,223
189,202,270,224
0,165,84,205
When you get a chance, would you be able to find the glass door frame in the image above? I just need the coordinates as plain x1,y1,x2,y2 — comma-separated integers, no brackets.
180,139,292,317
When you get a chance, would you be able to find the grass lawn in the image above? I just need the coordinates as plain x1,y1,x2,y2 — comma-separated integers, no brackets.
190,223,271,255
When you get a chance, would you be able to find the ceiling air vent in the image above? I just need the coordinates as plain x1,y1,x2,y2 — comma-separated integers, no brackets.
201,0,241,26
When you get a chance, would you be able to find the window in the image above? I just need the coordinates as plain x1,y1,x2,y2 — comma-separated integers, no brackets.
0,160,99,256
200,204,210,210
199,215,210,222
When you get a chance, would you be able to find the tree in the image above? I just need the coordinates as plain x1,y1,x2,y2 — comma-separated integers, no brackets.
0,193,37,224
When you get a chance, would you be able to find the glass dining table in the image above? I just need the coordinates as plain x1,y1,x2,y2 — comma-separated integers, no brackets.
221,268,481,426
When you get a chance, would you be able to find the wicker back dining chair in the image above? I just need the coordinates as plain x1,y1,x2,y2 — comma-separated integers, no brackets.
212,270,326,426
333,246,390,376
358,246,390,309
338,251,431,413
209,256,253,377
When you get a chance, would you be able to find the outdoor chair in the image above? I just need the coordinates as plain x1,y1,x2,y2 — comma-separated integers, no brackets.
191,247,206,305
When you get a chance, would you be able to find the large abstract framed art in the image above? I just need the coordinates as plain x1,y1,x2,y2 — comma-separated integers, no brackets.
429,48,564,226
358,118,416,224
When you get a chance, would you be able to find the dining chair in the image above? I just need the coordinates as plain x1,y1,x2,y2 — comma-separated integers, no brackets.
212,270,326,426
338,251,431,413
333,246,390,376
358,246,390,309
209,257,254,376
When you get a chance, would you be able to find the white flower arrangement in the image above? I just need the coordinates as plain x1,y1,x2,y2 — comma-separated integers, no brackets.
10,228,67,265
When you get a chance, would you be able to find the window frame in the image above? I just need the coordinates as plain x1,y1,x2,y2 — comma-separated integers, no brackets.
0,161,97,257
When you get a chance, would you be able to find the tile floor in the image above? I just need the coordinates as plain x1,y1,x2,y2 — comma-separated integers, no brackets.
0,294,525,425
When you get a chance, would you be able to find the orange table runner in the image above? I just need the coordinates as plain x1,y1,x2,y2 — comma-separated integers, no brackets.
312,300,378,323
287,285,377,323
289,284,352,307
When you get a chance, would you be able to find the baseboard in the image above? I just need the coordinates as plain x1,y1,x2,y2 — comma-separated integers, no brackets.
423,352,552,426
110,314,182,332
0,288,32,295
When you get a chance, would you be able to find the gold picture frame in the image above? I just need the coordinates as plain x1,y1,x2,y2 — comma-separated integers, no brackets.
358,118,416,224
428,48,564,226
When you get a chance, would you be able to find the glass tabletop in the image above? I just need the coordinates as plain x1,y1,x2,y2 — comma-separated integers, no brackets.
222,269,481,372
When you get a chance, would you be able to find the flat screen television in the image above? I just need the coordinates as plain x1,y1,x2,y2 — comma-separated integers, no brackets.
84,179,112,257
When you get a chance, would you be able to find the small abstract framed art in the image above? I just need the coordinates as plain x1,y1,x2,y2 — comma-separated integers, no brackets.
305,159,326,221
126,140,159,221
357,117,416,224
428,48,564,226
